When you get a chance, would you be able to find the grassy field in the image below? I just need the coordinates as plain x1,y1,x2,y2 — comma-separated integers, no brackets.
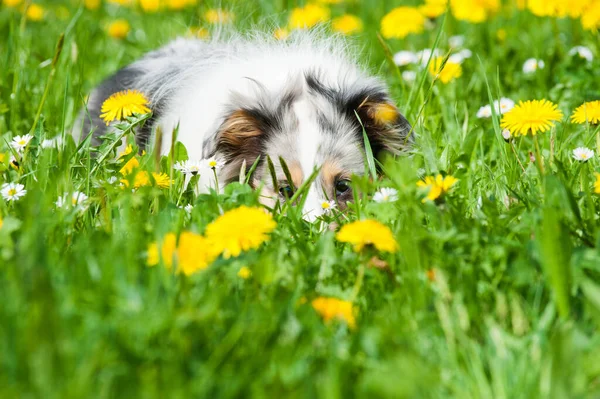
1,0,600,397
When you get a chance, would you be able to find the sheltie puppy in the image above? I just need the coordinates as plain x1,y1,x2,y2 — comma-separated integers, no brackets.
74,30,412,220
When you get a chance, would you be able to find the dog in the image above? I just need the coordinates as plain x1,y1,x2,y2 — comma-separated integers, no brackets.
74,30,413,220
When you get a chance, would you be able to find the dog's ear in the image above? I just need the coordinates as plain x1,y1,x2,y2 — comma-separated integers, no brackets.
352,97,413,156
211,109,266,181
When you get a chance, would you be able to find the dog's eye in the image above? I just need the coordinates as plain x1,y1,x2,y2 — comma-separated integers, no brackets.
335,180,351,196
279,185,294,198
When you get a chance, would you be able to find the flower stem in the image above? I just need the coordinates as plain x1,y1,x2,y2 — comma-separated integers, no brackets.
212,168,219,194
510,141,526,174
533,135,545,175
350,264,365,302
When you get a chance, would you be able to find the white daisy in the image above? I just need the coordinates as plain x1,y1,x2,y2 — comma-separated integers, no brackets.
476,105,492,118
568,46,593,62
1,183,27,202
493,97,515,114
41,136,64,149
449,49,472,64
174,160,204,175
449,35,465,48
402,70,417,82
204,157,224,170
501,129,512,142
56,191,89,211
393,51,418,66
10,134,34,152
184,204,193,214
320,200,336,213
572,147,594,162
417,48,442,66
522,58,545,74
373,187,399,203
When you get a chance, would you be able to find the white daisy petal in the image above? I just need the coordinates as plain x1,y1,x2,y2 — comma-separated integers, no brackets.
523,58,544,74
568,46,593,62
1,183,27,202
373,187,399,203
572,147,594,162
393,51,418,66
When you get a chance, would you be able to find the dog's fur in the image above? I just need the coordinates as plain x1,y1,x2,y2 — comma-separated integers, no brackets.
74,30,412,220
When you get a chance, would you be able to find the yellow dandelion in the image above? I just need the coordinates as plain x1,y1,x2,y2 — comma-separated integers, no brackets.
134,171,171,188
205,206,277,258
0,154,6,164
428,57,462,84
167,0,196,10
118,144,140,175
26,4,44,21
204,9,234,24
100,90,151,124
108,0,134,5
450,0,499,23
3,0,22,7
571,101,600,124
582,2,600,31
417,174,458,202
274,27,289,40
595,173,600,194
381,7,425,39
496,28,507,41
311,297,357,329
0,217,3,230
500,99,563,136
336,220,398,253
107,19,130,39
189,26,210,39
147,233,177,268
139,0,160,12
332,15,363,35
315,0,343,3
84,0,101,10
177,232,218,275
237,266,251,279
288,4,330,30
419,0,448,18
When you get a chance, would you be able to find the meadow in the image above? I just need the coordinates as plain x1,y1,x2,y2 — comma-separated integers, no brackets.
1,0,600,397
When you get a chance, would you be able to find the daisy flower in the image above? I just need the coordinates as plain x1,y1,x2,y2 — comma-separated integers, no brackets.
416,48,442,66
571,101,600,124
204,157,224,170
501,129,512,142
494,98,515,114
500,99,563,136
100,90,151,125
568,46,593,62
56,191,89,211
174,160,204,175
402,71,417,82
572,147,594,162
320,200,336,213
373,187,399,203
476,105,492,118
393,51,418,66
449,35,465,48
522,58,545,74
41,136,64,149
1,183,27,202
448,49,472,63
11,134,34,152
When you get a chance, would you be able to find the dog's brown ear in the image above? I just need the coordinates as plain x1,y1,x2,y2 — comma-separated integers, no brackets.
354,99,413,156
214,109,265,181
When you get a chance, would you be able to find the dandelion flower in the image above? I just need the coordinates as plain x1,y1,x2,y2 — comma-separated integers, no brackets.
147,233,177,268
204,9,234,24
500,99,563,136
1,183,27,202
26,4,44,21
522,58,545,74
84,0,100,9
311,297,357,329
332,14,363,35
373,187,399,203
3,0,22,7
417,174,458,202
381,7,425,39
177,232,218,275
428,57,462,83
237,266,251,279
393,51,418,66
100,90,151,124
568,46,593,62
571,101,600,124
419,0,448,18
107,19,130,39
167,0,195,11
450,0,500,23
118,145,140,175
572,147,594,162
10,134,34,152
288,4,330,29
139,0,160,12
205,206,277,258
336,219,398,252
595,173,600,194
274,27,289,40
189,26,210,39
581,2,600,32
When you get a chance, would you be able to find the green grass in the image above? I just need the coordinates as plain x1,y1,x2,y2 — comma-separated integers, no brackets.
1,0,600,397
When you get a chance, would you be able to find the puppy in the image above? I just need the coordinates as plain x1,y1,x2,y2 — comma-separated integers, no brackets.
74,31,412,220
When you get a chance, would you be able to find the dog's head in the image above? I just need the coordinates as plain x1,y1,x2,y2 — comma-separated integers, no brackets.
209,71,412,220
